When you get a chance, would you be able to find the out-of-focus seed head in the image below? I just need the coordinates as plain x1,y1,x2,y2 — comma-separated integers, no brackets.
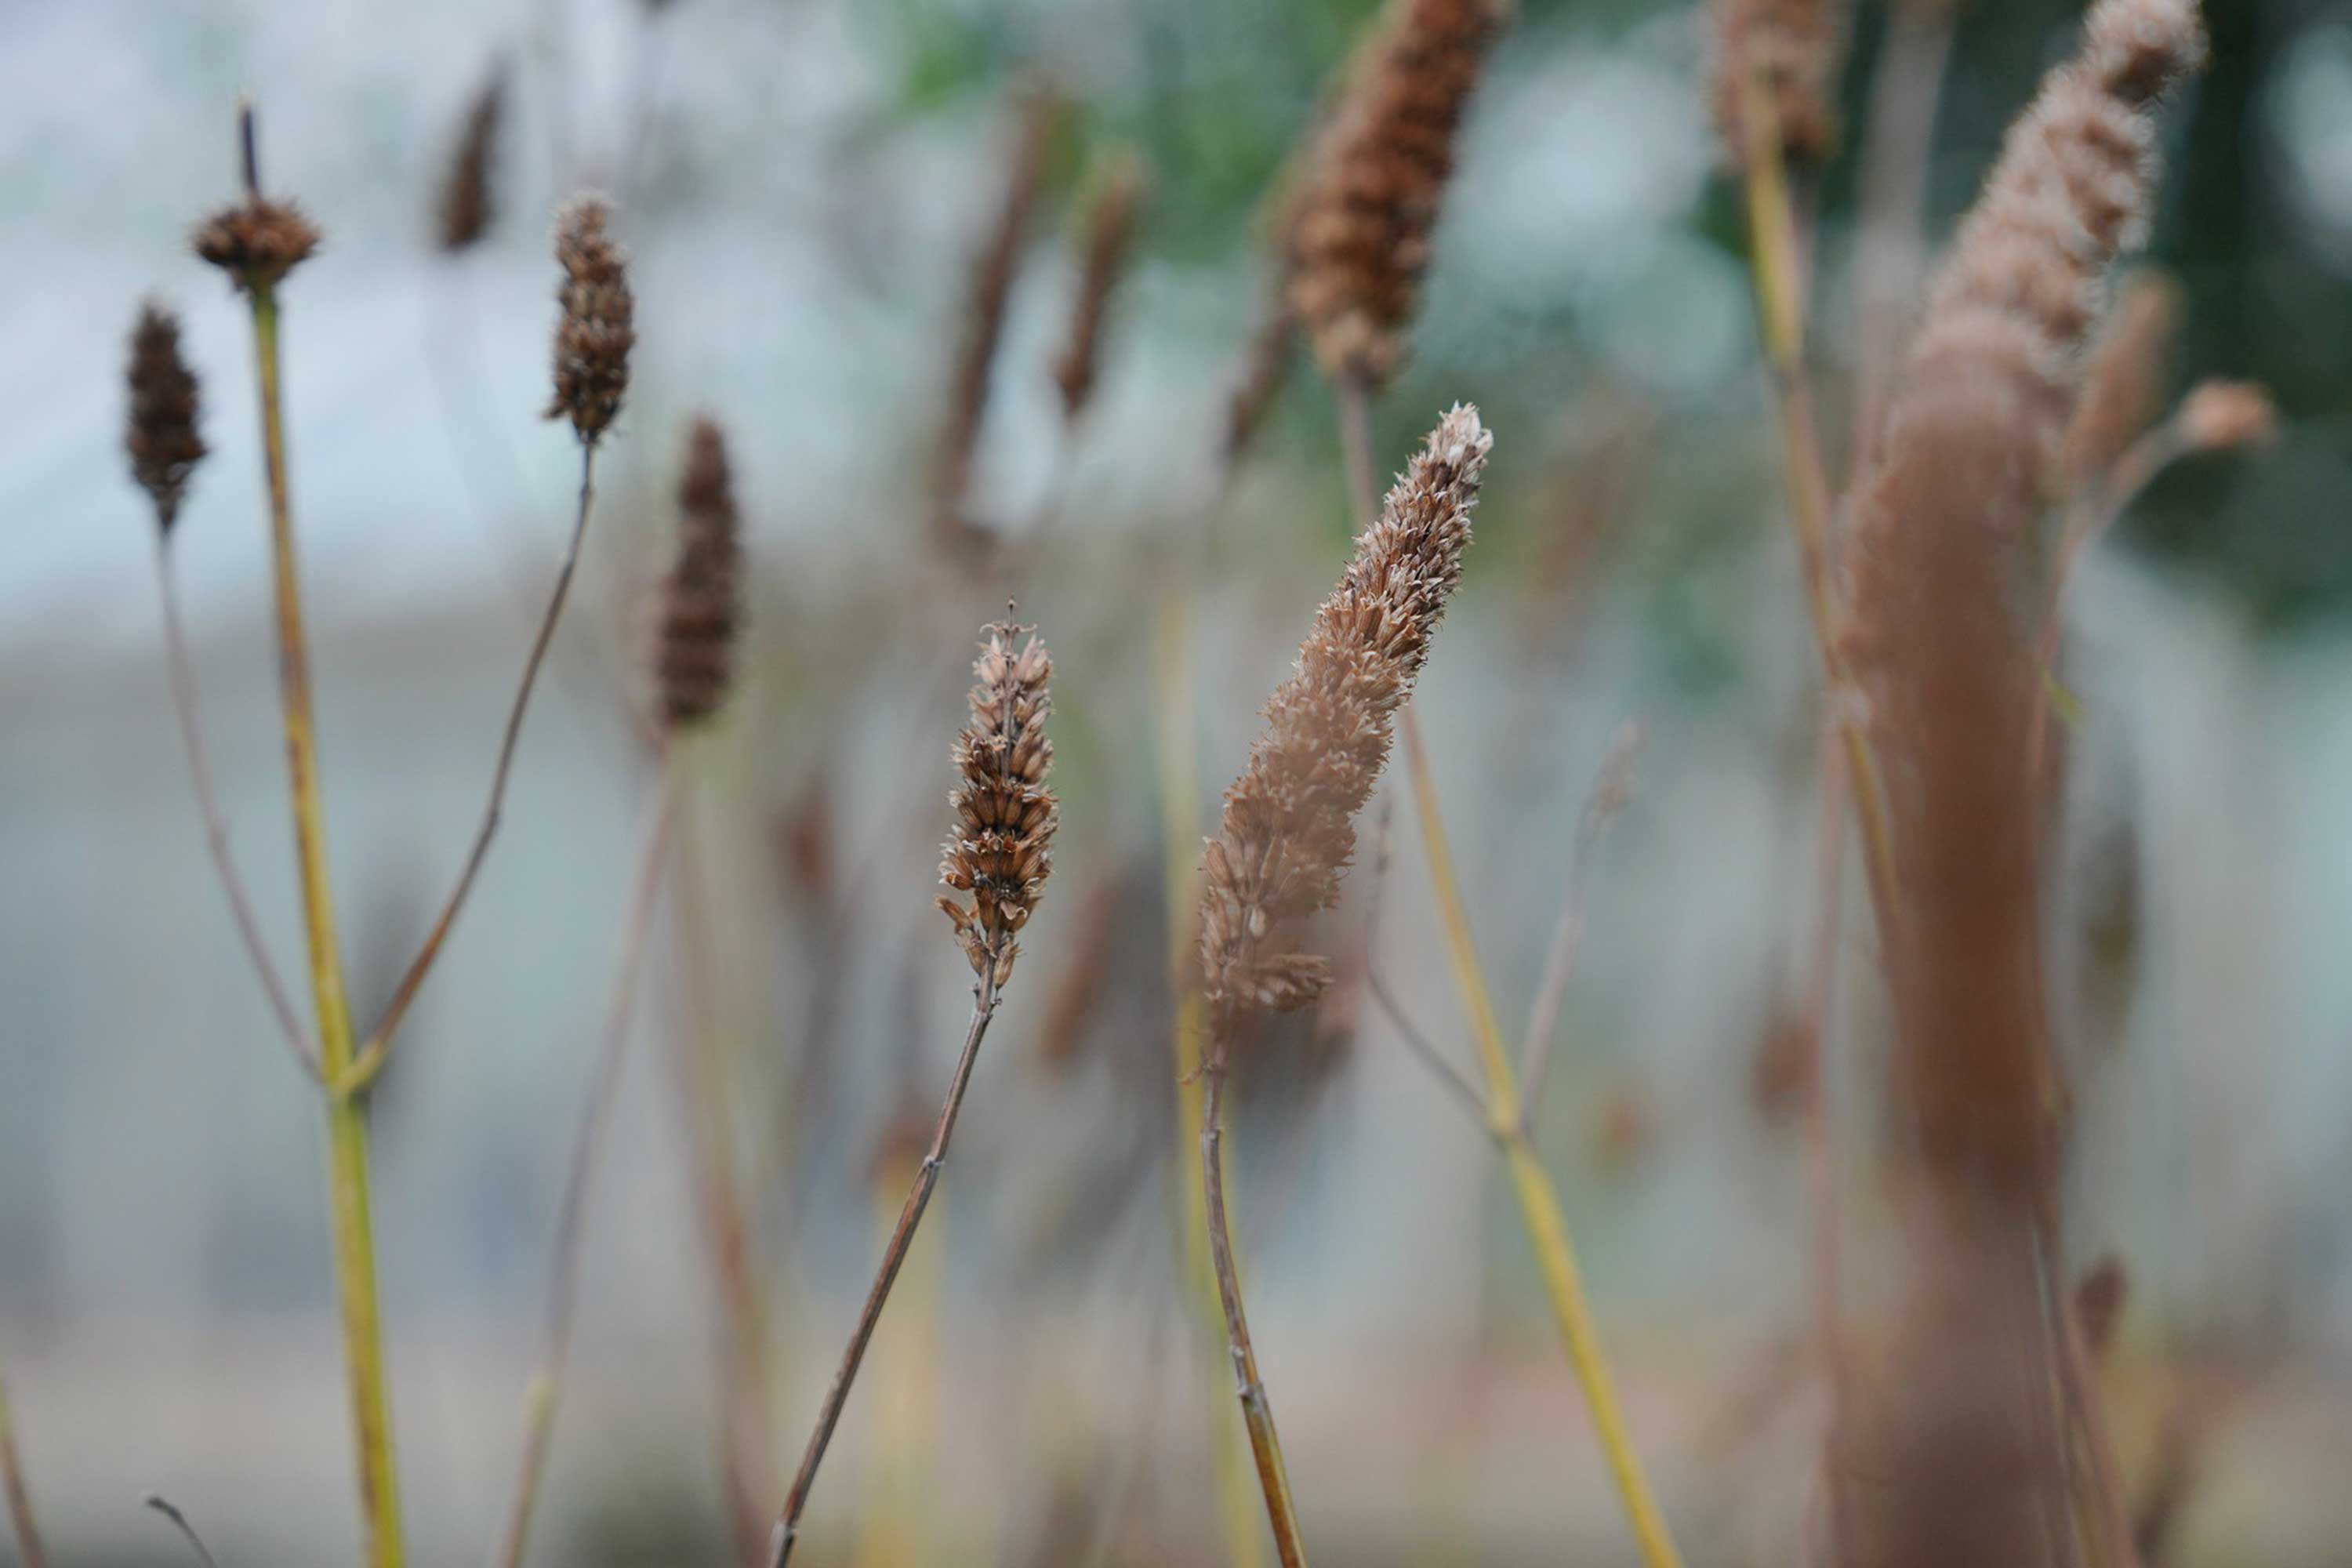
193,199,321,295
2176,379,2279,453
437,61,508,253
1708,0,1851,167
654,417,742,729
125,302,207,534
544,196,635,445
1051,152,1149,424
938,617,1058,988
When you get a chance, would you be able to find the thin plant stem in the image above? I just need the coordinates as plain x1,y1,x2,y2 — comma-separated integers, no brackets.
1736,67,1901,931
1150,583,1272,1568
1200,1050,1311,1568
1397,711,1685,1568
768,975,1004,1567
344,443,601,1094
143,1494,222,1568
153,538,319,1080
1795,713,1853,1562
0,1369,47,1568
1519,723,1642,1112
1363,790,1492,1126
1337,378,1381,531
495,761,680,1568
249,279,405,1568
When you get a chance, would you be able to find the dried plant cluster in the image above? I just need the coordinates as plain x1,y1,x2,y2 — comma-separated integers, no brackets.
1284,0,1502,390
192,195,321,295
1200,404,1489,1027
1708,0,1851,165
125,303,206,533
938,621,1059,987
544,198,634,445
655,418,745,730
1052,154,1149,423
437,64,506,253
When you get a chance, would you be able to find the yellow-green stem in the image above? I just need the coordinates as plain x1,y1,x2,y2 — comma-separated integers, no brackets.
251,288,404,1568
1397,711,1683,1568
1152,583,1272,1568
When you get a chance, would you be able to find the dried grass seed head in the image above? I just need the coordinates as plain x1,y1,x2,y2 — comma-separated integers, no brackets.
655,416,743,729
1283,0,1504,391
1200,404,1488,1026
125,302,207,534
1708,0,1850,166
938,617,1058,987
545,196,634,444
1051,152,1149,423
2176,379,2279,452
192,197,321,294
437,62,508,252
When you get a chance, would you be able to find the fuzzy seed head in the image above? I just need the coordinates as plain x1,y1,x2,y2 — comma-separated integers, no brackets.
1283,0,1503,391
655,417,742,729
938,619,1058,987
544,197,634,444
1051,153,1149,423
2176,379,2278,453
125,303,207,534
1708,0,1850,166
2062,270,2180,491
1200,404,1488,1029
192,197,321,294
437,64,507,252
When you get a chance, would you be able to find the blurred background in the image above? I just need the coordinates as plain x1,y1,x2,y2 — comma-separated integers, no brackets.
5,0,2352,1563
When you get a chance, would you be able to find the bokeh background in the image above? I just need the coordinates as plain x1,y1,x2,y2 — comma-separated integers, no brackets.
5,0,2352,1563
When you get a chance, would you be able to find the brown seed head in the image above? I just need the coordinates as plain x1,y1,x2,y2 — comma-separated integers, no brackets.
655,417,742,729
192,197,321,294
1200,404,1488,1029
437,63,507,252
2063,270,2181,492
544,196,635,444
938,618,1058,987
931,88,1062,548
1838,0,2205,1188
125,302,207,534
1051,153,1149,424
2176,378,2279,453
1708,0,1850,167
1283,0,1504,392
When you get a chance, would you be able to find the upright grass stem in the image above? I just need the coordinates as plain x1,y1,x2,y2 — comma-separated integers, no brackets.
1199,1051,1310,1568
495,764,680,1568
0,1369,46,1568
249,284,404,1568
1150,584,1272,1568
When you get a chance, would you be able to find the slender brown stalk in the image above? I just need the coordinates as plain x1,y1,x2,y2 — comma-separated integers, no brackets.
143,1494,221,1568
0,1370,45,1568
771,618,1057,1564
769,977,1002,1568
1518,723,1641,1110
494,765,679,1568
343,443,597,1091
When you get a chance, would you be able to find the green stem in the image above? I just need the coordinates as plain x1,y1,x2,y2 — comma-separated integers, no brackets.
251,286,404,1568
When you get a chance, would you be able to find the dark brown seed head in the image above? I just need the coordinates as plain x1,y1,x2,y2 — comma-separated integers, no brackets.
1051,153,1149,424
125,302,207,535
655,417,742,729
437,62,507,252
938,617,1058,988
1708,0,1851,167
1200,404,1488,1030
192,198,321,295
1283,0,1503,392
544,196,635,445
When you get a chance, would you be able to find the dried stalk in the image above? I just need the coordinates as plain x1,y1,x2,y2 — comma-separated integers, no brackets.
494,764,680,1568
0,1370,45,1568
1518,723,1642,1110
143,1494,222,1568
152,536,320,1079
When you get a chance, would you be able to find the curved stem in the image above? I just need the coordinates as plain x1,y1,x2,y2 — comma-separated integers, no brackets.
768,976,1001,1567
1398,712,1685,1568
1201,1053,1311,1568
345,443,600,1093
154,539,319,1079
251,283,405,1568
0,1370,47,1568
494,762,679,1568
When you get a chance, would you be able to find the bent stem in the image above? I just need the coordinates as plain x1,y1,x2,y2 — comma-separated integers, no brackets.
1397,713,1684,1568
768,975,1003,1567
495,763,680,1568
249,285,404,1568
153,538,319,1079
1152,583,1272,1568
345,441,602,1094
0,1369,47,1568
1200,1049,1310,1568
